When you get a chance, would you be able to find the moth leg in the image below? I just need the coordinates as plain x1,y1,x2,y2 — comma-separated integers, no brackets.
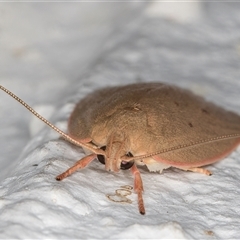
187,167,212,176
56,153,96,181
131,164,145,215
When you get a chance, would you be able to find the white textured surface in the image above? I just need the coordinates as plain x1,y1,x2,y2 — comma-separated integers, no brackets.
1,2,240,239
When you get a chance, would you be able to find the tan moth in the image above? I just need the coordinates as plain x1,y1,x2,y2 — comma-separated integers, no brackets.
1,82,240,215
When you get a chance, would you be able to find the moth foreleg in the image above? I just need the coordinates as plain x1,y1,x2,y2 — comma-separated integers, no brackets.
56,153,96,181
131,164,145,215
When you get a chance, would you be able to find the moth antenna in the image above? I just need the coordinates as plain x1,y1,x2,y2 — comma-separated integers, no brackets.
125,133,240,161
0,85,99,153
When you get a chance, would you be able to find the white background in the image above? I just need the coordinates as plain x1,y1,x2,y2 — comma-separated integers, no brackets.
0,2,240,239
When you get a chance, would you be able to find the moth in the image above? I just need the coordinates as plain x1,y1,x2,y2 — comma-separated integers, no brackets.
1,82,240,215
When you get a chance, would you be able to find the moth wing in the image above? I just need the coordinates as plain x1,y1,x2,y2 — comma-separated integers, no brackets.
68,83,240,168
134,85,240,168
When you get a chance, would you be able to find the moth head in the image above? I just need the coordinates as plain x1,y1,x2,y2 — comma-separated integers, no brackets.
96,131,134,172
97,145,134,172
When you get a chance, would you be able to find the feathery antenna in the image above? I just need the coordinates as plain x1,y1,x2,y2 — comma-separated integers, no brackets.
1,84,240,160
0,85,96,151
124,133,240,161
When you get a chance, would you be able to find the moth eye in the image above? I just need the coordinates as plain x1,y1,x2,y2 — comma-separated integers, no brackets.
121,152,134,170
97,146,106,165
